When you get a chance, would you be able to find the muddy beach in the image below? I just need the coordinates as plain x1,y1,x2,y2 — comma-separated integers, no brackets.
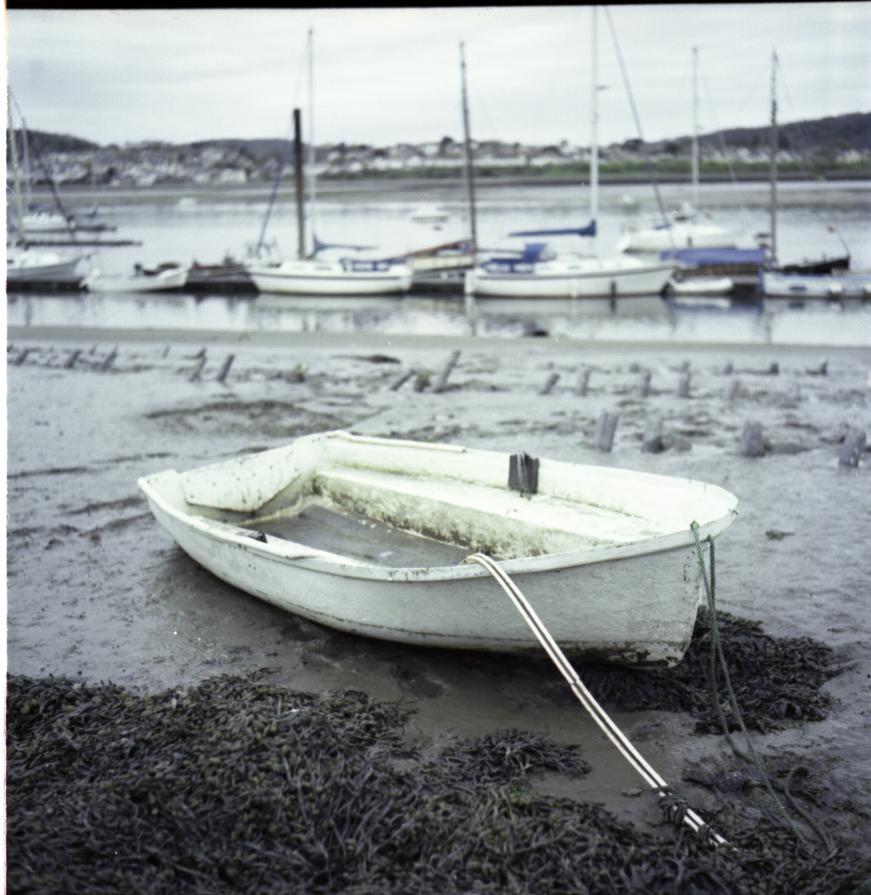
6,325,871,891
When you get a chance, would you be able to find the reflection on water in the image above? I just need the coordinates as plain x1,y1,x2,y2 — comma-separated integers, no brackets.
7,290,871,346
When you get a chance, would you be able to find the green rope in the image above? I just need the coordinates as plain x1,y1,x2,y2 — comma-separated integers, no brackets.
690,522,808,845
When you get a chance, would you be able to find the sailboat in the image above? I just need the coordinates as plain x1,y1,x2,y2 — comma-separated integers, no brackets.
5,92,88,286
245,29,412,296
465,8,675,299
617,47,739,254
759,51,871,299
405,42,479,291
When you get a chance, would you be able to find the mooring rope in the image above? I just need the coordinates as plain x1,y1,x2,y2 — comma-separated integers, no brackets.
690,522,834,854
464,551,727,847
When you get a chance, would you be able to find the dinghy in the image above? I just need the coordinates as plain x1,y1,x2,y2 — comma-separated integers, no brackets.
84,263,187,293
138,431,738,667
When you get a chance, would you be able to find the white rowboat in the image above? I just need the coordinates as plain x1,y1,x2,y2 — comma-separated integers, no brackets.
139,431,738,667
84,264,188,293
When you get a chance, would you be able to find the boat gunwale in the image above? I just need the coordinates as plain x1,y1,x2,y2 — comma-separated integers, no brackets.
138,448,738,583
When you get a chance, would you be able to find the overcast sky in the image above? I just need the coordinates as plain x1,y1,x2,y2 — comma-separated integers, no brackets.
6,5,870,149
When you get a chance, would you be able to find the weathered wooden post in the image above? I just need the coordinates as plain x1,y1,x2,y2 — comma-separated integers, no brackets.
193,347,207,360
595,411,619,452
162,345,171,358
413,371,432,393
389,369,415,391
723,360,734,375
637,370,652,398
739,421,767,457
100,346,117,372
768,361,779,375
838,427,866,467
63,349,81,370
724,378,740,401
677,371,691,398
576,367,591,397
641,418,665,453
540,372,560,395
189,356,207,382
14,348,31,367
216,354,235,384
433,350,461,393
286,363,306,383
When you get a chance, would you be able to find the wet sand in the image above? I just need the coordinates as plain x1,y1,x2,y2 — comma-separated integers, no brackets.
6,326,871,871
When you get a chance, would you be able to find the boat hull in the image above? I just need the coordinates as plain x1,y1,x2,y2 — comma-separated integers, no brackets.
466,263,675,298
247,261,413,295
618,224,738,254
760,270,871,298
84,267,188,293
143,491,709,665
7,252,84,282
139,431,737,667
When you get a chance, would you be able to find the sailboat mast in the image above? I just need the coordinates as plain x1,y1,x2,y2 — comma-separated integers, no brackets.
22,117,33,210
768,49,778,264
459,41,478,256
307,27,317,256
590,6,599,228
691,46,699,211
293,108,306,260
7,94,27,242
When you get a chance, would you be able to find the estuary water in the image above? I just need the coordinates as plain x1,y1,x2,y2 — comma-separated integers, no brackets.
7,179,871,347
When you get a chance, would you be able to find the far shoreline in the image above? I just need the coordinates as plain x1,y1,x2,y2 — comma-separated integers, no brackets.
28,172,871,209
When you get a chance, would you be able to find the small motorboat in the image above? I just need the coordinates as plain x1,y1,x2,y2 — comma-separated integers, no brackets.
668,276,734,297
410,204,450,226
760,269,871,299
84,262,188,293
139,431,738,667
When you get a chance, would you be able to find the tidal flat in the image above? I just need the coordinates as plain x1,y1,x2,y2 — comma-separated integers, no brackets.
5,328,871,892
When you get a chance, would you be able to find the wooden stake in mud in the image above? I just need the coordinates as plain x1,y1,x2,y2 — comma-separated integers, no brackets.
14,348,31,367
838,427,866,467
216,354,235,384
100,346,117,372
595,411,619,452
540,372,560,395
739,421,767,457
189,356,207,383
725,378,740,401
637,370,652,398
677,371,691,398
576,367,591,397
63,349,81,370
413,371,432,393
433,350,461,393
641,418,665,453
389,369,415,391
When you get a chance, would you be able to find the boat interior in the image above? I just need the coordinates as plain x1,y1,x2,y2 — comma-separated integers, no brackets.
147,433,735,569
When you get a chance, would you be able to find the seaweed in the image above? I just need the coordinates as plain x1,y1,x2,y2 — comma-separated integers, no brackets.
578,609,841,734
7,671,868,894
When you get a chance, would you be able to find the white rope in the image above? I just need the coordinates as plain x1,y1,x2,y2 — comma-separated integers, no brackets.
464,551,728,847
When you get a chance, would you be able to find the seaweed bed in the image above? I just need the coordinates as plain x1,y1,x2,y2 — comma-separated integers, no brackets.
7,660,869,894
580,609,841,734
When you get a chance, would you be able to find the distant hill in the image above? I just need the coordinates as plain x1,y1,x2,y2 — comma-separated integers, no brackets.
9,128,100,155
640,112,871,157
7,110,870,161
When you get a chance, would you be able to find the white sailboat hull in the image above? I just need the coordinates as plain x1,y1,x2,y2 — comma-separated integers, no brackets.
761,270,871,298
247,260,413,295
617,223,739,254
138,431,738,666
6,250,85,282
466,257,675,298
